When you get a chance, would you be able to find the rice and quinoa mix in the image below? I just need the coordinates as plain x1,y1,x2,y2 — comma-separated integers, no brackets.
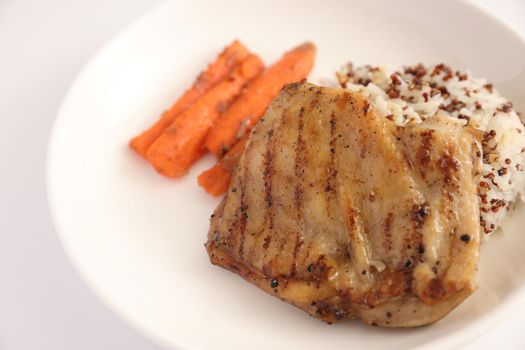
336,63,525,235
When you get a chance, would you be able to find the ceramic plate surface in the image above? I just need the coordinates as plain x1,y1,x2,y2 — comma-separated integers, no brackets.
48,1,525,349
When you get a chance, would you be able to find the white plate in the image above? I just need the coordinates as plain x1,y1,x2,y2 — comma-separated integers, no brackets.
47,1,525,349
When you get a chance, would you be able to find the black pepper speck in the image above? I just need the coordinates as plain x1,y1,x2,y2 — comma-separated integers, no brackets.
460,234,471,242
334,310,344,320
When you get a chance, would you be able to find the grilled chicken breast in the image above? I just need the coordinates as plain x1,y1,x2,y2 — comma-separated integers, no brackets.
206,82,482,327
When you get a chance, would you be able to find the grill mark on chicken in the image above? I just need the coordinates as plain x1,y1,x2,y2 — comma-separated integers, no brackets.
224,185,238,250
406,201,428,262
294,107,306,210
323,110,339,266
237,130,261,260
290,92,323,277
236,142,251,259
260,124,277,271
213,192,228,247
325,111,338,198
438,148,460,185
263,129,276,229
399,201,428,269
417,130,434,178
433,148,461,281
398,132,436,267
383,212,394,252
291,106,306,277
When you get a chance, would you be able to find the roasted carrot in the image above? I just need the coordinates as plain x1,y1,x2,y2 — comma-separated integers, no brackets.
129,40,250,157
204,42,316,156
197,135,248,196
146,54,264,178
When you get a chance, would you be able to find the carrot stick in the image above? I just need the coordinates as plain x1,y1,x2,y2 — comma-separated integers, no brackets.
198,135,248,196
204,42,316,156
146,54,264,178
129,40,250,157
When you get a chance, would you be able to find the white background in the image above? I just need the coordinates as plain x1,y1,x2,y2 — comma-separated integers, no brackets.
1,0,524,349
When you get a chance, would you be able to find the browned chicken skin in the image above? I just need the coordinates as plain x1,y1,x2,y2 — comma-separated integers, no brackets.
206,82,482,327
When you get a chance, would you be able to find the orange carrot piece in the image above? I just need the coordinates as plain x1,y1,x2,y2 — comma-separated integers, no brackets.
197,135,248,196
204,42,316,156
129,40,250,157
146,54,264,178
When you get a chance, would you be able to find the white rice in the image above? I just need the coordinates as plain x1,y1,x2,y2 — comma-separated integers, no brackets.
336,63,525,235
